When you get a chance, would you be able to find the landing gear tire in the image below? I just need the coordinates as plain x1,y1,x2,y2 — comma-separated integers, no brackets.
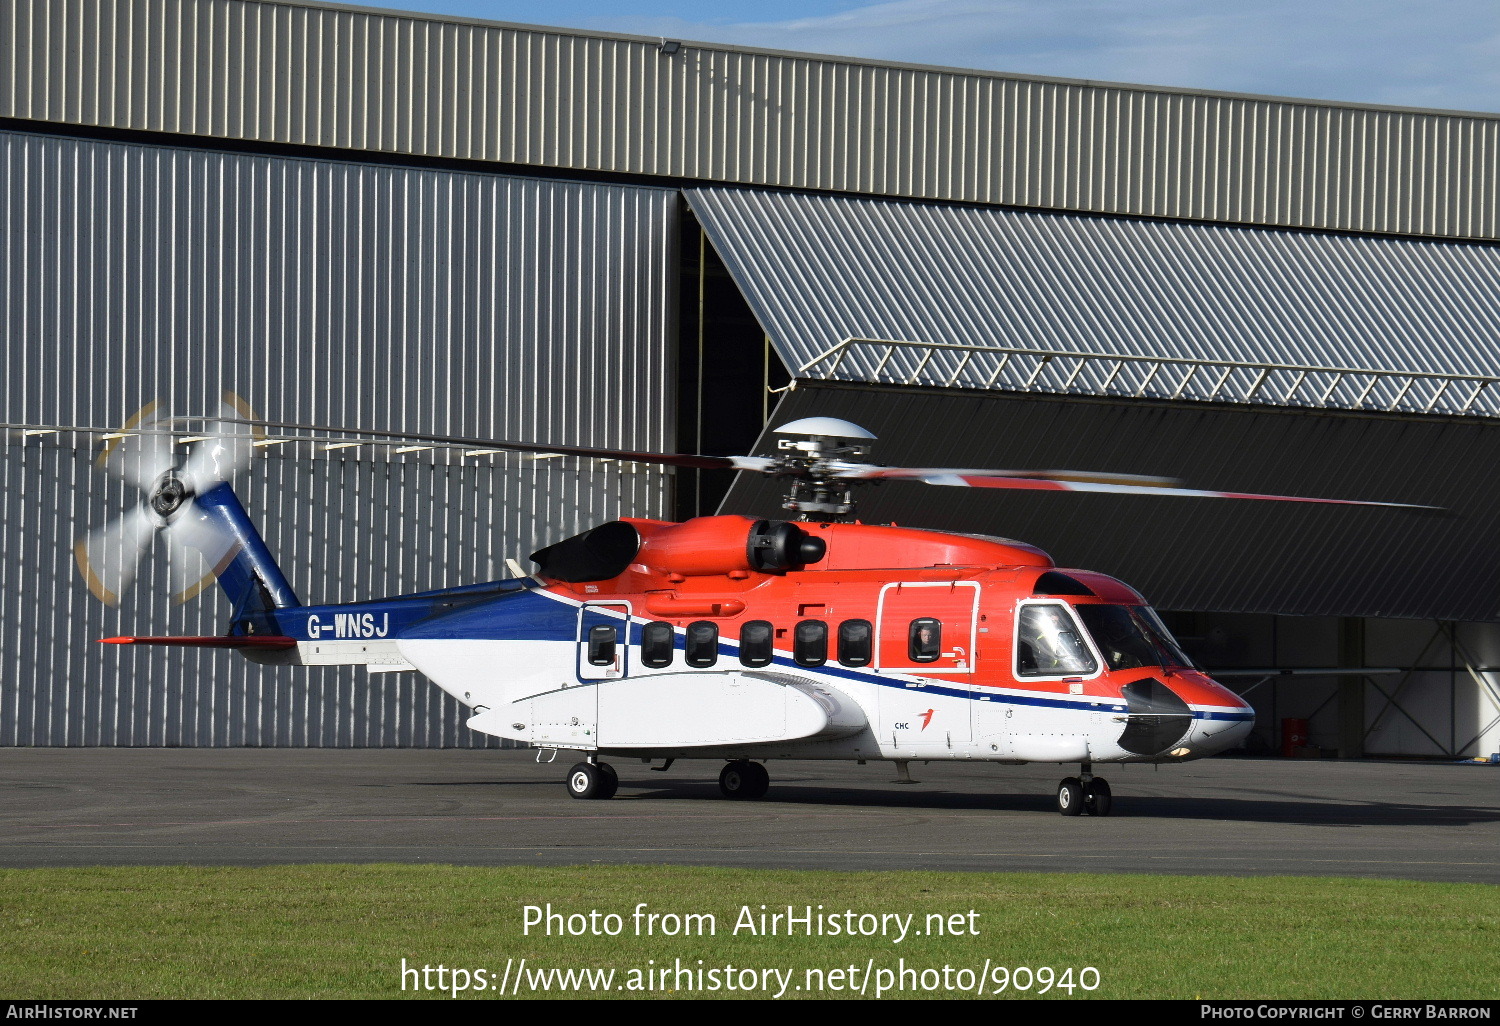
1084,777,1112,817
1057,776,1085,816
596,762,619,800
566,761,617,800
719,760,770,800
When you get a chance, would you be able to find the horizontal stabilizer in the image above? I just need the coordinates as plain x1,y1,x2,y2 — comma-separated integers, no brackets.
100,635,298,649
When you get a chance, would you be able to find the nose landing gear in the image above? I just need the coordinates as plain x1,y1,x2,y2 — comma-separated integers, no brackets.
566,758,619,800
1057,763,1112,816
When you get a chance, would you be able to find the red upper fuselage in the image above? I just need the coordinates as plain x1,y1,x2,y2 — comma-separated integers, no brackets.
535,514,1243,713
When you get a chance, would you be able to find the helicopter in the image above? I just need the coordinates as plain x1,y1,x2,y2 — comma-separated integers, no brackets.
78,398,1434,816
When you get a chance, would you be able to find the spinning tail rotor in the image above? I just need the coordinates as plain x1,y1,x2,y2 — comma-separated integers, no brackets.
75,393,260,605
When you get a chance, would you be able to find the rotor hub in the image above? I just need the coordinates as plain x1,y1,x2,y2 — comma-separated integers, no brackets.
769,421,879,521
149,472,193,518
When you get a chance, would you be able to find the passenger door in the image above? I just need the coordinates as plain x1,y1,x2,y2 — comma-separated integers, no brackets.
576,602,631,684
526,601,628,750
875,581,979,747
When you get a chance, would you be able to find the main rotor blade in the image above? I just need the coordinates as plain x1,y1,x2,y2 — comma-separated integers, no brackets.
207,417,772,472
891,472,1441,510
834,464,1182,488
74,505,157,606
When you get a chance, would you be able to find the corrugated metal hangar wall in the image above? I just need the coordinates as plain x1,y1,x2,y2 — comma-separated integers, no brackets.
9,0,1500,240
1,129,676,746
4,0,1500,757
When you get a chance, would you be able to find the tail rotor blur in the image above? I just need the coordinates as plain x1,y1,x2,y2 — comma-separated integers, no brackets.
75,393,260,606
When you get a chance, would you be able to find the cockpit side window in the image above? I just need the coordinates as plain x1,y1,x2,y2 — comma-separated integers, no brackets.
1015,603,1097,677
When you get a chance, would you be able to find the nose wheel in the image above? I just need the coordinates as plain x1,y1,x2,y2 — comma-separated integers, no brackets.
566,760,619,800
1056,768,1112,816
719,760,770,799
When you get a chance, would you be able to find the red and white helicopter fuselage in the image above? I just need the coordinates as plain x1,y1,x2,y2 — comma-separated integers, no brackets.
89,406,1425,815
391,517,1253,785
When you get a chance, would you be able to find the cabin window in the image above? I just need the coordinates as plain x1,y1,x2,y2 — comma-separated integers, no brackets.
641,621,674,668
738,620,774,667
1016,603,1097,677
794,620,828,666
908,617,942,662
685,620,719,667
838,619,873,667
586,624,618,666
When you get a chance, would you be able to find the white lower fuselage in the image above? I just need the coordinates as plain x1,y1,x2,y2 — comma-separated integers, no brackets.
393,589,1253,766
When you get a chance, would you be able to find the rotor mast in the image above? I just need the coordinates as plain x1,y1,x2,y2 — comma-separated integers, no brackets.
769,417,877,522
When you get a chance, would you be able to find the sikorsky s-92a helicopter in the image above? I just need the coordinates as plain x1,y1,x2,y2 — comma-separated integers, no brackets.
80,398,1436,815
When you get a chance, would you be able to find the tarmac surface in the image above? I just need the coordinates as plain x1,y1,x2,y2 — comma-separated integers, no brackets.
2,749,1498,882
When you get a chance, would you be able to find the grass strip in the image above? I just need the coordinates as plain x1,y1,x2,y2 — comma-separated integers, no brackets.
1,864,1496,999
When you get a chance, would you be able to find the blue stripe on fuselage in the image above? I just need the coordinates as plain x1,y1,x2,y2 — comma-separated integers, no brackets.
255,580,564,643
295,585,1254,720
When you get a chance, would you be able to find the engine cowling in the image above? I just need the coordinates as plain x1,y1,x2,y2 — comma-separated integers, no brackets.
530,516,827,582
635,516,825,577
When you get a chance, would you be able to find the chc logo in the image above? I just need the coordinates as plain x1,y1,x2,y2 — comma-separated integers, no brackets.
894,710,937,731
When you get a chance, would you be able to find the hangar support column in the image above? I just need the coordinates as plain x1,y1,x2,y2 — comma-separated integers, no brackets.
1338,618,1366,758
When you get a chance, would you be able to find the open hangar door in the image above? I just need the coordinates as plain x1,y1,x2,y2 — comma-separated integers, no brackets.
722,382,1500,760
687,184,1500,761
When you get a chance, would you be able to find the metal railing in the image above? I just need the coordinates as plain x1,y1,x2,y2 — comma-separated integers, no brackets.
798,338,1500,417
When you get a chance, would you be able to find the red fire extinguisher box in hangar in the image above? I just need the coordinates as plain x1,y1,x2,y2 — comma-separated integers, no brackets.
1281,718,1311,757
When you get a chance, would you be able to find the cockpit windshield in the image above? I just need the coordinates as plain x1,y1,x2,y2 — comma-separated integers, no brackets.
1136,606,1196,668
1074,604,1196,671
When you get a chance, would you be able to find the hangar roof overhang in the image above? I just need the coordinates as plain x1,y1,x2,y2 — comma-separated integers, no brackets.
686,186,1500,417
724,381,1500,622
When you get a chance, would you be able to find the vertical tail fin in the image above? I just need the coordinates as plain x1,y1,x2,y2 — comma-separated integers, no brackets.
188,482,301,617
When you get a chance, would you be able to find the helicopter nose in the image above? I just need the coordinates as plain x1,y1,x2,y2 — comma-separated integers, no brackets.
1176,680,1255,758
1113,674,1255,759
1180,710,1254,757
1117,674,1253,759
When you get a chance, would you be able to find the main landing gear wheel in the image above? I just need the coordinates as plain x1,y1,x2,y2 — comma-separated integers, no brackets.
718,760,770,800
566,761,618,800
1084,777,1112,816
1056,777,1085,816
